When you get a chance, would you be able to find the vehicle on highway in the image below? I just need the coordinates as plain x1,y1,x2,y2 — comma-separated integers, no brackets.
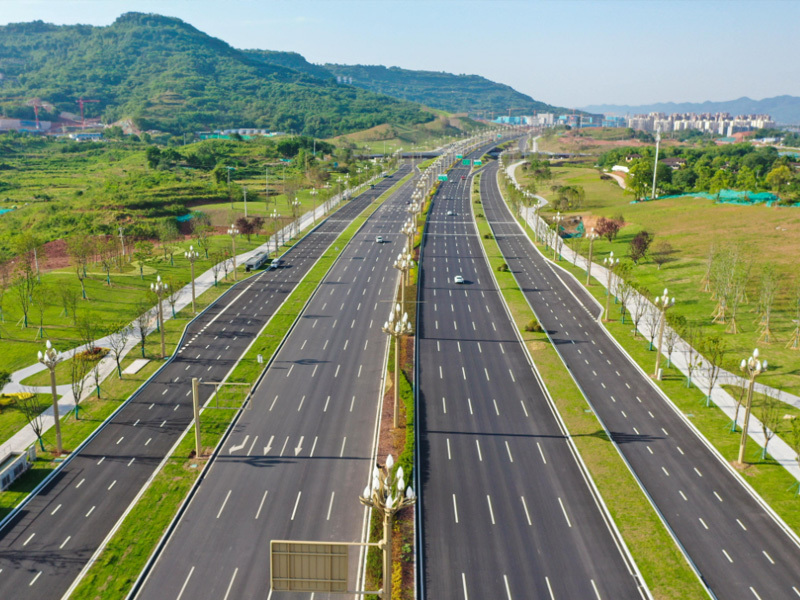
461,175,466,180
375,236,384,243
267,258,284,270
245,252,269,272
454,275,464,284
446,210,455,216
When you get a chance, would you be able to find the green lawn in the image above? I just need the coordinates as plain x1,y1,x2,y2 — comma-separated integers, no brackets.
474,173,707,599
516,162,800,396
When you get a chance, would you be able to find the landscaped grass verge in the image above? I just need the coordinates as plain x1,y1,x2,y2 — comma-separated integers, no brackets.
68,169,410,600
475,172,707,600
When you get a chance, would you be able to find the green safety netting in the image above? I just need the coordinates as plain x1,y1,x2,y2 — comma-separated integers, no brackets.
636,189,782,206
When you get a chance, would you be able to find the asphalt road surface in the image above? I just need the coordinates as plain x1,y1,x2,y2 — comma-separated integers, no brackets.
480,159,800,600
416,147,648,600
133,166,422,600
0,165,410,600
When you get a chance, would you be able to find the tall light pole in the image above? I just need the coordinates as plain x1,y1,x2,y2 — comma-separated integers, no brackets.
603,252,619,321
227,224,239,281
393,249,414,311
358,454,416,600
653,288,676,379
738,349,766,465
243,186,248,218
226,166,236,208
382,304,412,428
552,212,562,261
270,209,280,255
651,128,661,200
310,189,318,224
401,220,416,254
585,227,598,285
290,199,301,238
38,340,63,455
150,275,168,358
184,245,199,314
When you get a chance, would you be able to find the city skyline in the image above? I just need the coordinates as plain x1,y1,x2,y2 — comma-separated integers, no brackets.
1,0,798,108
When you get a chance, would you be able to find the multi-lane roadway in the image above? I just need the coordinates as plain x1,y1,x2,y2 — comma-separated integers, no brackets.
416,147,649,599
0,165,410,600
480,158,800,599
132,165,423,599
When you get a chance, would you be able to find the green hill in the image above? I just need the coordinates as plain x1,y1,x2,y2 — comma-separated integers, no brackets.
322,64,561,117
0,13,433,136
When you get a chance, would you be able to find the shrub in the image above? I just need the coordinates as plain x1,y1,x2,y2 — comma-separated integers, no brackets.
483,233,493,240
0,370,9,388
524,317,543,332
498,262,509,272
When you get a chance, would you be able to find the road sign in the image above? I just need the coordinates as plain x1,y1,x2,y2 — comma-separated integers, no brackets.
474,159,483,166
438,174,448,181
497,134,503,138
462,159,470,165
271,541,348,593
456,154,463,159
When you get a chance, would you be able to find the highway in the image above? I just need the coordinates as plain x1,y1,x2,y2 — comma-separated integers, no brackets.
416,147,648,599
480,159,800,599
0,165,410,600
132,165,422,599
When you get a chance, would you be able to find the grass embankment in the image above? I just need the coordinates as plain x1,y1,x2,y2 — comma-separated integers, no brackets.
499,163,800,540
476,173,707,599
515,162,800,396
68,169,412,600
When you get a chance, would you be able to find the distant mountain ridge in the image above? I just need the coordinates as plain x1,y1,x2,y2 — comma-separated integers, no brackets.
0,13,432,136
580,95,800,125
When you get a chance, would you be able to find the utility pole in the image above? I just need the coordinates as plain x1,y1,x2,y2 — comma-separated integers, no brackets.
118,226,126,258
651,128,661,200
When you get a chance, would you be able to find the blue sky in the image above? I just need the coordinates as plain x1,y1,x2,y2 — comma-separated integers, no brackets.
2,0,798,108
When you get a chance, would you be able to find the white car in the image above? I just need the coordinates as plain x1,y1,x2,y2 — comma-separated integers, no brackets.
446,210,455,216
375,236,384,243
454,275,465,284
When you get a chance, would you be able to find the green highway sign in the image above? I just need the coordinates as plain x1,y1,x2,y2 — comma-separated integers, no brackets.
438,174,448,181
497,134,503,138
462,159,470,165
456,154,463,159
474,159,482,166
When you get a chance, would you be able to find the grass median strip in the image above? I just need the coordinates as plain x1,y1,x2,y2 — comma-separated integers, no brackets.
473,173,707,600
68,170,412,600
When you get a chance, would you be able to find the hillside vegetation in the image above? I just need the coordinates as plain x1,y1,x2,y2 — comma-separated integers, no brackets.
0,13,433,135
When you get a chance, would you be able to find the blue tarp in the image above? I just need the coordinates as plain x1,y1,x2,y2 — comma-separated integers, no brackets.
636,189,782,207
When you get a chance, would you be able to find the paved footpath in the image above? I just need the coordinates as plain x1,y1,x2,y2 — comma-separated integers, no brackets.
0,177,378,458
503,158,800,483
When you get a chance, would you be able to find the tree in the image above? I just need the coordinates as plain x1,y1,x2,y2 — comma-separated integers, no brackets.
645,306,661,351
627,159,652,201
193,225,212,259
66,235,93,300
106,321,132,378
70,353,90,419
132,240,154,279
99,239,115,285
133,301,154,358
731,382,748,432
766,165,792,193
616,277,635,324
31,283,49,339
157,220,180,265
628,230,654,265
166,277,181,318
210,250,224,286
756,265,778,343
757,389,782,460
700,335,726,407
595,217,621,243
651,240,674,270
735,165,758,191
76,310,101,353
235,216,256,242
630,285,650,339
14,260,38,328
16,389,46,451
683,326,704,389
58,286,79,322
0,258,11,325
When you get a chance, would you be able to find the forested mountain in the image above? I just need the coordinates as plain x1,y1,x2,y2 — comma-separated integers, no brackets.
322,64,561,116
0,13,433,135
581,95,800,125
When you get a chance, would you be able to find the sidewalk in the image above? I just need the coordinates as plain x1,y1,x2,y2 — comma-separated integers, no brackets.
0,175,380,455
502,158,800,483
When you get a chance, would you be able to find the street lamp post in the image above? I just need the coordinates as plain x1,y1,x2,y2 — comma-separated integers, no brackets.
382,304,412,428
603,252,619,321
290,199,301,238
310,189,318,224
738,349,766,465
585,228,598,285
653,288,676,379
358,454,416,600
226,166,236,208
150,275,168,358
270,210,280,255
227,224,239,281
38,340,64,455
393,249,414,311
552,212,563,261
184,245,199,314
